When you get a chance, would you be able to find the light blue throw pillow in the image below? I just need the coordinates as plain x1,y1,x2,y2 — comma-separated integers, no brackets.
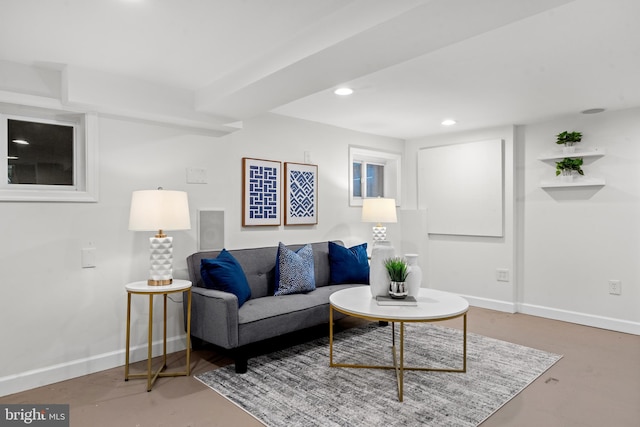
274,242,315,296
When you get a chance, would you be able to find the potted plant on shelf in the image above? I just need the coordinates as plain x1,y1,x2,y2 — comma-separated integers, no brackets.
384,257,410,298
556,131,582,154
555,157,584,182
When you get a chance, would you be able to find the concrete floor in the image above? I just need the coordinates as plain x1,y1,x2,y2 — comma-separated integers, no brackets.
2,306,639,427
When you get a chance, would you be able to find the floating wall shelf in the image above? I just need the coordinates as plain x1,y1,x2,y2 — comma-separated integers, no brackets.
540,177,606,188
537,147,605,160
538,147,606,188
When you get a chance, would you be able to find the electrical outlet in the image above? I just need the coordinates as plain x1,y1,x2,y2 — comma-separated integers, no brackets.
496,268,509,282
608,280,622,295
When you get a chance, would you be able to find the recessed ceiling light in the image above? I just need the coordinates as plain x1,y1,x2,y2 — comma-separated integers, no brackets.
334,87,353,96
12,139,29,145
441,119,457,126
581,108,606,114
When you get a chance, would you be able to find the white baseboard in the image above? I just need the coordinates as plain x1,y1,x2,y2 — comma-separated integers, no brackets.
460,295,640,335
517,303,640,335
459,294,518,314
0,335,187,397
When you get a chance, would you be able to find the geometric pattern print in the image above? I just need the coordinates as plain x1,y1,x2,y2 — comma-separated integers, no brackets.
248,165,279,219
288,170,315,218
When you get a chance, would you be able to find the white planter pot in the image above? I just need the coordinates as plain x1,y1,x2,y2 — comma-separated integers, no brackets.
560,170,574,182
404,254,422,297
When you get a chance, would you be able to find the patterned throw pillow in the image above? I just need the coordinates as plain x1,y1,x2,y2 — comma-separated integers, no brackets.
274,242,315,296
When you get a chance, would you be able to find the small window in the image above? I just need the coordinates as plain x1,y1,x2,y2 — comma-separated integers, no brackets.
8,118,74,185
349,146,401,206
352,160,385,198
365,163,384,197
0,105,98,202
352,161,362,197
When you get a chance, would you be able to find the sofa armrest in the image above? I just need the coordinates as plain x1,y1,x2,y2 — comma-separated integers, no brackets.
184,287,240,349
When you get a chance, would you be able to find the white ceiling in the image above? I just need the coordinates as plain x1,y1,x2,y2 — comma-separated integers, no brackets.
2,0,640,139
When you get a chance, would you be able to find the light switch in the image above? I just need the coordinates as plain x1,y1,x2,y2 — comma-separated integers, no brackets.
81,247,96,268
186,167,207,184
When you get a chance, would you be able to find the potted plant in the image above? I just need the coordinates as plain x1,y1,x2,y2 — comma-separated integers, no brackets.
556,131,582,154
555,157,584,182
384,257,410,298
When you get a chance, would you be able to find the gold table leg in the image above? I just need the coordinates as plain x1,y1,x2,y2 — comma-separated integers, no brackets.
147,294,154,391
329,309,468,402
329,305,334,366
125,288,193,391
464,312,467,372
125,293,131,380
163,294,167,370
390,322,405,401
185,289,192,375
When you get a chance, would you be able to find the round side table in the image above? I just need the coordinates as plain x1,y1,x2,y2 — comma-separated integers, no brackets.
124,279,192,391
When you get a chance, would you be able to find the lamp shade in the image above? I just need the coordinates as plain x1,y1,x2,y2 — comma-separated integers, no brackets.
361,198,397,224
129,189,191,231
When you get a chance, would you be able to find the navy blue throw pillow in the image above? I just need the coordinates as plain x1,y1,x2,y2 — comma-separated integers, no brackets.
328,241,369,285
200,249,251,307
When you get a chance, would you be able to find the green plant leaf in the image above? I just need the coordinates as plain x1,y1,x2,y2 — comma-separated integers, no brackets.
383,257,410,282
556,131,583,145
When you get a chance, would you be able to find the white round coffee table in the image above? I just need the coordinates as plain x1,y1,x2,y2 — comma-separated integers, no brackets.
329,286,469,402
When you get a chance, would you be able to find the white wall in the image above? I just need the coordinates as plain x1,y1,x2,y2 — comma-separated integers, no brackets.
0,112,403,396
520,108,640,332
404,126,517,312
403,110,640,335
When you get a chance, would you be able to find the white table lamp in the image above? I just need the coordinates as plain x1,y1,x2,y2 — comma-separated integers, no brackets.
361,198,397,242
129,188,191,286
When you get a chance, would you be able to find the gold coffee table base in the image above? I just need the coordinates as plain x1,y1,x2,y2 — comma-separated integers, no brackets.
329,305,467,402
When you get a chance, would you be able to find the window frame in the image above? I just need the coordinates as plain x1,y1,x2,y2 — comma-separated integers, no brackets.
349,146,401,206
0,105,98,202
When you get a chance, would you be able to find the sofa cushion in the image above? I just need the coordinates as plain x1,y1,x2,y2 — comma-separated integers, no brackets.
200,249,252,307
328,241,370,285
237,284,357,345
275,242,315,296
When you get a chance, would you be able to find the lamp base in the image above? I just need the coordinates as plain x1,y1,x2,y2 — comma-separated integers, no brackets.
148,279,173,286
372,225,387,241
148,235,174,287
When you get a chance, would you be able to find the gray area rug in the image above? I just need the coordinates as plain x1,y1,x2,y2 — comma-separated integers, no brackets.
197,323,562,427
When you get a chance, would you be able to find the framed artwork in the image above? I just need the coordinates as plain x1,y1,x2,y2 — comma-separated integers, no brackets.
284,162,318,225
242,158,281,226
418,139,503,237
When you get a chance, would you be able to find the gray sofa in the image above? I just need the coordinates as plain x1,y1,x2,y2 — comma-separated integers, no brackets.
184,240,365,372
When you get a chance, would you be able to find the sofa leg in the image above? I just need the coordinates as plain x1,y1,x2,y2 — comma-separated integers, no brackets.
235,357,248,374
190,335,205,351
